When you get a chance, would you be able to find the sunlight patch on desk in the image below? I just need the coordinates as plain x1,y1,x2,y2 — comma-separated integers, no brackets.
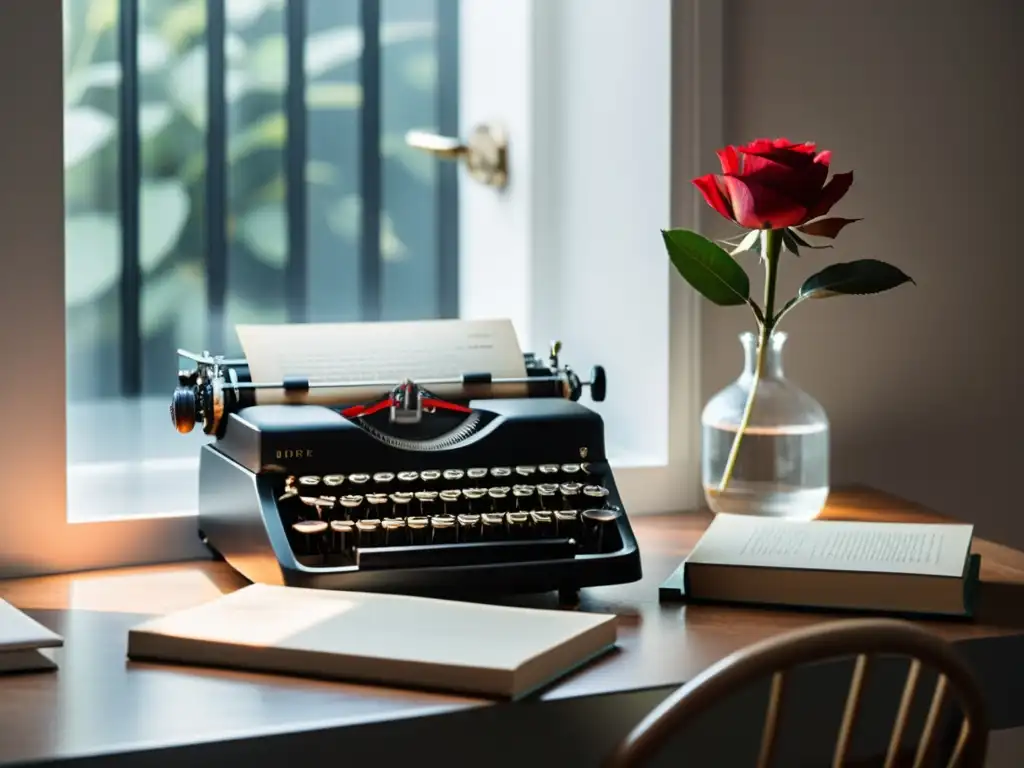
68,569,228,615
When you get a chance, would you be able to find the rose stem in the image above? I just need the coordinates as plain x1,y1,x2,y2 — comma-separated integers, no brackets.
716,227,782,495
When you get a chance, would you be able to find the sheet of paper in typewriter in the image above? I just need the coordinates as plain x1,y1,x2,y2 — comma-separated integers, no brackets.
235,318,529,405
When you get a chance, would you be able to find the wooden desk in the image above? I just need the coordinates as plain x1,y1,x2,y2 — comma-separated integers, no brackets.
2,487,1024,767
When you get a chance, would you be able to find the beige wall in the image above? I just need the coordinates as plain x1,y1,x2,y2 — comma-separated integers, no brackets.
700,0,1023,547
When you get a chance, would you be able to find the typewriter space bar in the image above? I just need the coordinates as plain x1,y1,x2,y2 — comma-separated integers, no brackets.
356,539,577,570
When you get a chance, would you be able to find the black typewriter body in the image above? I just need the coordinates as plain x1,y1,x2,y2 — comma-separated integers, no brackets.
173,340,642,599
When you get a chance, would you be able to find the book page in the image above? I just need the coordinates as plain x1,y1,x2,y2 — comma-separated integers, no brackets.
687,516,973,577
0,599,63,652
235,318,528,406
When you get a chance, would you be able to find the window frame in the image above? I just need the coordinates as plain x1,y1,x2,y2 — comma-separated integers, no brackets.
0,0,722,579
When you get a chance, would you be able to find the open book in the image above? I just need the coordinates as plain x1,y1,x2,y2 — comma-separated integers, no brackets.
127,584,618,699
663,515,979,618
0,599,64,673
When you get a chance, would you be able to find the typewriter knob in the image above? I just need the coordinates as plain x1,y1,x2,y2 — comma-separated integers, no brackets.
170,386,198,433
589,366,607,402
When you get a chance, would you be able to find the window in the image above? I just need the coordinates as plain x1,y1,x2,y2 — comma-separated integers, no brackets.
1,0,709,579
63,0,460,521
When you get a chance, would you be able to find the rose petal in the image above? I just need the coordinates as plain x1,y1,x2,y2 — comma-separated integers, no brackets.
813,150,832,167
742,159,829,209
797,216,861,239
692,174,735,222
741,146,819,171
722,176,808,229
808,171,854,219
743,138,816,156
716,145,740,175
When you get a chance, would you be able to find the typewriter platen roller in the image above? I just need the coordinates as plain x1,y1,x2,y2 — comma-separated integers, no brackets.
172,320,641,600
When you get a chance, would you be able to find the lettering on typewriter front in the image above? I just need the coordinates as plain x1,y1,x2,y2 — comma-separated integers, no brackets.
276,448,314,460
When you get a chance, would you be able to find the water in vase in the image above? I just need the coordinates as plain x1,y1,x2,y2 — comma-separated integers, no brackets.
700,331,830,520
703,421,829,519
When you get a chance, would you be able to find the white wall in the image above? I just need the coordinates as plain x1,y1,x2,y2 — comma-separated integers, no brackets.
700,0,1024,550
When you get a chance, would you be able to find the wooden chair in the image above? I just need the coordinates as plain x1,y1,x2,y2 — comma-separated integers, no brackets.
602,618,989,768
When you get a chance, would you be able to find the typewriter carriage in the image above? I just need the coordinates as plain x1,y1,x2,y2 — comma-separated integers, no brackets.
172,340,607,439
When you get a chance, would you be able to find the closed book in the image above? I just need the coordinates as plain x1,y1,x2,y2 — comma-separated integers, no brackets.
127,584,617,699
672,515,979,618
0,598,64,674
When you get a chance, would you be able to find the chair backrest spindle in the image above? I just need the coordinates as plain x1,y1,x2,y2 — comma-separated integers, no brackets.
602,619,989,768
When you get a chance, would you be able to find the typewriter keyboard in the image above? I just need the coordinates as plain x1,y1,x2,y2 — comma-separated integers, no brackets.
277,463,625,568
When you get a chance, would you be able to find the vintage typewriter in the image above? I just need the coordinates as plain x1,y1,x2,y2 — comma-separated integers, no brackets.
170,320,642,600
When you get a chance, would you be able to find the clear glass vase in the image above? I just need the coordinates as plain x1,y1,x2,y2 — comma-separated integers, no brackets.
702,331,829,519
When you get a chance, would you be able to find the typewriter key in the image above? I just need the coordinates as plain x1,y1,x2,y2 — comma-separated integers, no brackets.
554,509,580,542
339,495,364,519
530,510,555,538
365,493,389,518
462,487,487,513
456,513,481,542
481,513,506,540
536,483,559,508
512,485,535,509
561,463,582,476
292,520,329,556
277,486,299,502
382,518,408,547
583,485,610,503
443,468,465,483
323,474,346,487
560,482,583,509
356,519,383,548
439,489,462,515
487,487,510,513
490,466,512,479
373,472,395,487
298,476,321,492
580,462,592,475
390,492,414,517
406,516,430,545
349,473,370,486
397,471,419,484
330,519,355,554
539,464,560,478
514,465,537,478
506,511,530,539
431,515,457,544
582,508,621,553
420,469,441,484
467,467,488,481
300,496,330,518
415,490,439,515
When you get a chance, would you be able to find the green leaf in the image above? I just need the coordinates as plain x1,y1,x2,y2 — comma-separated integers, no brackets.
798,259,915,299
772,259,914,327
729,229,761,256
797,217,862,239
662,229,750,306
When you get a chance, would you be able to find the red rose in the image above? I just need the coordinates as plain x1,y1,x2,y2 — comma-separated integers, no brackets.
693,138,854,230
